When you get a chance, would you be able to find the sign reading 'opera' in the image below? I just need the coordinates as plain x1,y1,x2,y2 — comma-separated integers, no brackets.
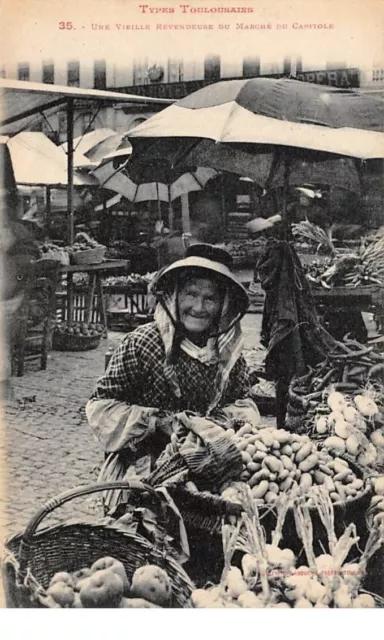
120,68,360,100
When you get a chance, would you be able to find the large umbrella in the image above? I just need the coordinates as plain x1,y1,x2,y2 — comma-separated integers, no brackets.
92,154,218,203
127,78,384,224
128,78,384,158
6,132,96,186
62,128,132,166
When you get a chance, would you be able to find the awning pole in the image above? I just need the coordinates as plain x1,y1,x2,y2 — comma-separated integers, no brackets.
181,193,191,234
46,185,51,235
67,98,74,244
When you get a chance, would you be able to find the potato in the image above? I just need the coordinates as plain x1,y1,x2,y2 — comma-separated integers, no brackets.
299,454,319,473
295,443,313,463
300,473,313,493
280,455,294,471
249,469,270,487
130,565,172,606
241,451,252,465
246,444,256,457
281,444,293,456
333,469,350,483
254,441,268,453
313,470,326,485
237,424,253,437
251,480,269,499
278,469,290,482
279,476,294,492
263,455,282,474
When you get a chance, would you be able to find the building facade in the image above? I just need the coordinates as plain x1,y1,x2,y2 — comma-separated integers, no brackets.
3,54,382,139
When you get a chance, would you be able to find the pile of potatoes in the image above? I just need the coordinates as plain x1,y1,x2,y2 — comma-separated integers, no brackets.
43,556,173,608
222,425,366,506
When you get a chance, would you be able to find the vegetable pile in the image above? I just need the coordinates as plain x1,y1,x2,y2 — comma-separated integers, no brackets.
43,556,172,608
66,232,105,256
288,338,384,468
190,485,384,608
301,234,384,288
222,425,367,506
54,321,105,337
103,272,156,287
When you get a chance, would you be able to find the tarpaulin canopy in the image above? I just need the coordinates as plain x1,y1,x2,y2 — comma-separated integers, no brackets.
0,79,172,242
4,132,97,186
0,79,172,135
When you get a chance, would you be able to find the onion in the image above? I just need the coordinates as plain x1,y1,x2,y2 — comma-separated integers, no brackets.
370,429,384,449
328,410,345,425
333,585,353,608
279,548,296,571
341,563,361,586
315,554,336,575
316,416,329,435
373,476,384,496
346,434,360,456
294,598,313,608
354,395,379,418
265,544,285,567
343,405,359,424
238,591,265,608
192,589,223,608
327,392,347,412
334,419,351,440
305,578,327,604
323,436,346,454
241,554,258,582
357,443,378,466
226,566,248,598
352,593,375,608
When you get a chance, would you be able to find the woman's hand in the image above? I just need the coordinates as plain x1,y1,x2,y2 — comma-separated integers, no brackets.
156,414,174,437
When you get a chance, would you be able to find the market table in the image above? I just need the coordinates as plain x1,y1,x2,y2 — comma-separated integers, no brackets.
58,260,131,335
311,285,384,332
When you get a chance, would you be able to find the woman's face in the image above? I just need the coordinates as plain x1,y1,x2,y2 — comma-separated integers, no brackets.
178,276,222,335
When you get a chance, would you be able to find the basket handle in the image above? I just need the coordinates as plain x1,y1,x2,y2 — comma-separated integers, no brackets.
18,480,166,573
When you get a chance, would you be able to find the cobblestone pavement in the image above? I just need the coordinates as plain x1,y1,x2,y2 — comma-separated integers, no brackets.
1,313,267,542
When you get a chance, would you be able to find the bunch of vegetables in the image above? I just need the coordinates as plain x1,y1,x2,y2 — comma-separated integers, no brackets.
39,242,70,266
43,556,173,608
103,272,156,287
190,486,384,608
311,389,384,467
301,234,384,288
222,425,367,506
66,232,105,255
367,476,384,530
54,321,105,337
288,338,384,468
292,220,335,255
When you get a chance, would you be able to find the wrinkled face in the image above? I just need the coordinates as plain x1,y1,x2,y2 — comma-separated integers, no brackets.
178,277,222,335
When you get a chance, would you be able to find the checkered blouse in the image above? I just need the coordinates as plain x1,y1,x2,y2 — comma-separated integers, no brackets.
91,322,250,415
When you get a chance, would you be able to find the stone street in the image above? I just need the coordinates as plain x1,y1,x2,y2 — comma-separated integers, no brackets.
1,313,266,540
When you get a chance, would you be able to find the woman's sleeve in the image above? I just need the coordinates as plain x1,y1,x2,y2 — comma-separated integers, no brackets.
85,334,159,453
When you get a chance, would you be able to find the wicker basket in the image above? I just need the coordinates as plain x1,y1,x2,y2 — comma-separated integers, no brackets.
2,481,195,608
52,329,102,351
71,247,106,265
